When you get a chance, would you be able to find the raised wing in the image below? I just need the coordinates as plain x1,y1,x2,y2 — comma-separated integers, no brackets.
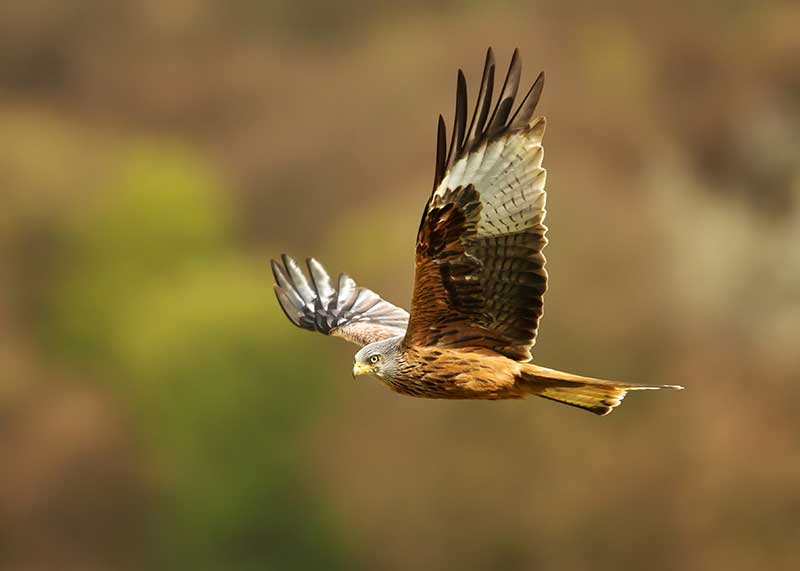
403,48,548,361
272,254,408,347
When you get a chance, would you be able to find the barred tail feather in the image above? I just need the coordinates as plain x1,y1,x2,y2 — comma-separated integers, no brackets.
519,364,683,416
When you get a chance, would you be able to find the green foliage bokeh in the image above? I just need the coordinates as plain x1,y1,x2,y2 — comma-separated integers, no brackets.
44,144,346,570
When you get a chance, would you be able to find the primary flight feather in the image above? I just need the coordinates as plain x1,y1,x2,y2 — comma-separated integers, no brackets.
271,48,682,415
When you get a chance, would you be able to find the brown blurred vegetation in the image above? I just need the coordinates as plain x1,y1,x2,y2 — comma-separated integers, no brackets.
2,1,799,570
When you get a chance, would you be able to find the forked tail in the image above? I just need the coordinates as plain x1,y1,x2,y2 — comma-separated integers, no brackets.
519,364,683,416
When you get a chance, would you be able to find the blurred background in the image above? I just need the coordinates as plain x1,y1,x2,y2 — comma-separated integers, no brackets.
2,1,799,570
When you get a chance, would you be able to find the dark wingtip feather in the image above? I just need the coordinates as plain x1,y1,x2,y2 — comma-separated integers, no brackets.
445,69,468,169
454,69,467,166
455,70,467,153
485,46,496,76
271,258,295,294
273,285,306,328
510,70,545,130
433,114,447,190
281,253,317,303
473,58,495,146
306,257,336,307
270,258,283,284
487,48,521,135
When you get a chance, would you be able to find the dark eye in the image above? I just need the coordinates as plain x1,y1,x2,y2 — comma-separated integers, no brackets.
369,355,380,364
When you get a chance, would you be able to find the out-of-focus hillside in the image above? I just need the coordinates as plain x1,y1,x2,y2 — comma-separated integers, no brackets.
1,1,799,570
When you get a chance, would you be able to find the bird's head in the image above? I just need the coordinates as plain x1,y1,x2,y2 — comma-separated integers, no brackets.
353,336,403,380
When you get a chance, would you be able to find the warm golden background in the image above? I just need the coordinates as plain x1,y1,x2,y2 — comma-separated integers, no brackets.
2,1,799,570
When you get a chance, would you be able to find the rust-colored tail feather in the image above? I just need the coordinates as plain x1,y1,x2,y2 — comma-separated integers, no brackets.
519,364,683,416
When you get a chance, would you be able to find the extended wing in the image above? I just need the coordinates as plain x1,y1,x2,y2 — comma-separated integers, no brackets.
403,48,548,361
272,255,408,347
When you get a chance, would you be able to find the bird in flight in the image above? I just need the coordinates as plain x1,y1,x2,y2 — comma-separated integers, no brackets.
271,48,682,415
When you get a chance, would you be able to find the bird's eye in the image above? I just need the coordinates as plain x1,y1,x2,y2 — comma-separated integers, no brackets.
369,355,380,364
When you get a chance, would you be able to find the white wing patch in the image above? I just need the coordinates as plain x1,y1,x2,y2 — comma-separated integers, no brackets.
433,117,547,239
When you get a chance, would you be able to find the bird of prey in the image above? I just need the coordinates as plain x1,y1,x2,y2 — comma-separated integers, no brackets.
271,48,682,415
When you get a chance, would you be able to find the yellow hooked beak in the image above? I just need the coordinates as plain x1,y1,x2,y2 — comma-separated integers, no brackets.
352,362,373,379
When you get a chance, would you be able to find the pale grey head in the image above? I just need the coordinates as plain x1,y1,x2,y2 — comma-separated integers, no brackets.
352,335,404,381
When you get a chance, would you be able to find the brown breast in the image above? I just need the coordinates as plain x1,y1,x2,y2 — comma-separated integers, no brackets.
386,346,526,400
